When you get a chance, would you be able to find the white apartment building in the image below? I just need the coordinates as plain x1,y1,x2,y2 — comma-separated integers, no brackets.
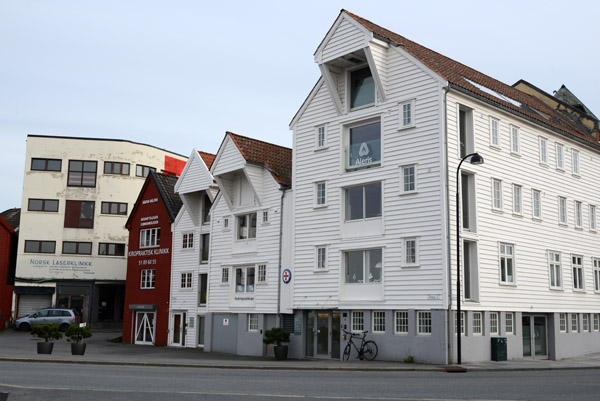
15,135,187,326
288,10,600,363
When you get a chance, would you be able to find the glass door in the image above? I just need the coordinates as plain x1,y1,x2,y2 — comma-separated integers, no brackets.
522,315,547,358
305,311,340,358
172,312,186,346
317,312,329,356
522,316,531,357
197,316,205,347
135,312,155,345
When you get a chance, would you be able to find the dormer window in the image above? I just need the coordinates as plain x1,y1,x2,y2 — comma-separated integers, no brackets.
350,66,375,110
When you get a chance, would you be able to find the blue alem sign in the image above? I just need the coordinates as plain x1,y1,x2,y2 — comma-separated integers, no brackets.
282,269,292,284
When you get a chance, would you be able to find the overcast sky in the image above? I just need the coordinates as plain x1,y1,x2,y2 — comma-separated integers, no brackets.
1,0,598,213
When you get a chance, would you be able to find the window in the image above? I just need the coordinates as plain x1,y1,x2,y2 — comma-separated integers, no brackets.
455,311,465,335
575,201,583,228
594,314,599,331
505,313,514,334
492,179,503,210
461,173,476,231
316,125,326,148
98,243,125,256
372,311,386,333
140,269,155,289
548,251,562,289
64,200,95,228
490,117,500,147
237,213,257,240
104,161,130,175
62,241,92,255
315,182,326,206
31,158,61,171
262,210,269,224
350,66,374,110
593,259,600,292
24,240,56,254
200,234,209,263
248,314,259,332
345,182,381,220
140,227,160,248
395,311,408,334
473,312,482,335
404,238,418,266
202,193,212,224
182,233,194,249
558,197,567,225
556,144,564,170
235,267,255,293
28,199,59,212
181,272,192,289
345,249,382,284
223,217,230,230
417,311,432,335
539,137,548,164
463,240,479,301
257,264,267,283
101,202,127,216
572,150,580,175
400,100,415,128
459,107,474,158
510,125,520,154
68,160,97,187
512,184,522,215
590,205,597,231
559,313,567,332
400,165,417,194
198,274,208,306
316,246,327,270
136,164,155,177
499,243,515,284
571,314,579,332
347,121,381,169
583,314,589,332
490,312,499,335
221,267,229,284
532,190,542,219
572,255,584,290
351,311,364,332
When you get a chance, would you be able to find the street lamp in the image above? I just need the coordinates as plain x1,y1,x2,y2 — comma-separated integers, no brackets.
456,152,484,365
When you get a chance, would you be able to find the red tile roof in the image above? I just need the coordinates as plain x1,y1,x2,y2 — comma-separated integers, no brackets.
342,10,599,149
198,151,216,169
227,132,292,187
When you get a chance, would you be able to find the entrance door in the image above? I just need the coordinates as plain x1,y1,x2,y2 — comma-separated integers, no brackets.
306,311,340,358
135,312,155,344
522,315,547,358
173,312,186,346
197,316,205,348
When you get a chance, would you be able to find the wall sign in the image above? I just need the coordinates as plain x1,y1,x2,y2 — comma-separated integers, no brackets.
282,269,292,284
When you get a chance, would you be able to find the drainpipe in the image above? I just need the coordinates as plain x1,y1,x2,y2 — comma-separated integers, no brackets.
444,84,453,365
276,187,288,327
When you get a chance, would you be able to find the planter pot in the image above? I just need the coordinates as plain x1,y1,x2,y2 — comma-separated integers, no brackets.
37,342,54,354
71,343,87,355
273,345,288,361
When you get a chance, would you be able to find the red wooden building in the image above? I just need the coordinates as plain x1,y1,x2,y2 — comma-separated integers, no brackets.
123,172,182,345
0,209,19,330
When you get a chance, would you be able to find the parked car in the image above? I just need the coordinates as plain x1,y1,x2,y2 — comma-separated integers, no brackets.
15,308,80,332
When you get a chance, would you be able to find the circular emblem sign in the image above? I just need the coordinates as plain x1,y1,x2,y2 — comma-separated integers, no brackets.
282,269,292,284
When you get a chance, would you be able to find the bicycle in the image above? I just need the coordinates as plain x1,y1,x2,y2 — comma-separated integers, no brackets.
342,329,378,361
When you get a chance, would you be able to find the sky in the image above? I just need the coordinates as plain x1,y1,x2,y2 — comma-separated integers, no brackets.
1,0,598,213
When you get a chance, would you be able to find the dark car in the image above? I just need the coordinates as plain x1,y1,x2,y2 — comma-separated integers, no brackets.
15,308,80,332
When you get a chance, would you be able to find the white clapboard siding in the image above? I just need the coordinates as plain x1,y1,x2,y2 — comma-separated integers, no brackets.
176,152,214,195
369,41,388,97
321,17,369,63
244,164,264,205
212,137,246,177
171,206,200,312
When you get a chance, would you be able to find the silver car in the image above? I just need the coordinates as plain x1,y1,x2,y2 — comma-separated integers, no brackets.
15,308,80,332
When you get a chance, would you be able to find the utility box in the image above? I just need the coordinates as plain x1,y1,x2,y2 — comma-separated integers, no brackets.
491,337,507,361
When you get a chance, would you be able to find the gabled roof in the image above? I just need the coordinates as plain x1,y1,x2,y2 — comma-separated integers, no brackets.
125,172,183,228
340,10,600,149
226,132,292,187
0,208,20,231
198,151,216,169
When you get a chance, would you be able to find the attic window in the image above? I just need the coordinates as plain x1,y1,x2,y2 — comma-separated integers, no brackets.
350,67,375,110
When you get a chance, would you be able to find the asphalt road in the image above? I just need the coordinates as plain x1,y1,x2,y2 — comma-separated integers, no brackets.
0,361,599,400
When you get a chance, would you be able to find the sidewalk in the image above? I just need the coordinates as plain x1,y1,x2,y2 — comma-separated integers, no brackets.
1,329,599,372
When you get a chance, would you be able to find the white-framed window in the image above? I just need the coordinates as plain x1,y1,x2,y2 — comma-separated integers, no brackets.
556,143,564,170
593,258,600,292
558,197,567,225
473,312,482,335
140,269,155,289
235,266,255,293
198,273,208,307
575,201,583,228
395,311,408,334
505,312,514,334
490,117,500,147
262,210,269,224
539,137,548,164
572,149,580,176
594,314,599,331
344,249,382,284
316,125,327,149
315,181,327,207
499,243,515,284
510,125,520,154
223,216,230,230
344,182,382,220
492,179,503,211
221,267,229,284
400,164,417,194
180,272,192,289
349,66,375,110
140,227,160,249
512,184,522,215
532,189,542,220
372,311,386,333
237,213,257,240
182,233,194,249
316,246,327,270
572,255,584,290
248,314,259,332
459,106,474,158
417,311,432,335
571,314,579,332
201,192,212,225
590,205,597,231
559,313,567,332
583,314,589,332
346,121,381,170
461,173,477,232
351,311,364,332
200,234,210,263
404,237,418,266
399,100,415,129
454,311,465,335
490,312,499,335
257,264,267,283
548,251,562,289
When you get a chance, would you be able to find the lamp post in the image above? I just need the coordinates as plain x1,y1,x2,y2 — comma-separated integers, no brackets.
456,152,484,365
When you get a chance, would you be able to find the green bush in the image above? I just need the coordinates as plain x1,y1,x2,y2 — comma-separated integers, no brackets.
65,324,93,343
263,327,290,346
31,323,63,343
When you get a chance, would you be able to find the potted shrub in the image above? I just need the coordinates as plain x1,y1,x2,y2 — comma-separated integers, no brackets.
263,327,290,360
31,323,63,354
65,324,92,355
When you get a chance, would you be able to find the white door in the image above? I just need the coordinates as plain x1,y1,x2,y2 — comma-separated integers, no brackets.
135,311,155,345
172,312,186,346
